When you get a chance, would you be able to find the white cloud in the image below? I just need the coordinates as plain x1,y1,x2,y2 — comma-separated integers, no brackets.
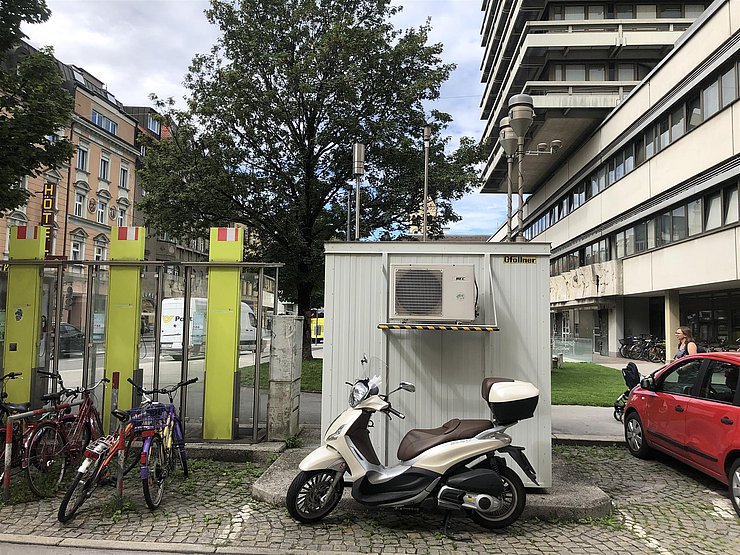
23,0,495,235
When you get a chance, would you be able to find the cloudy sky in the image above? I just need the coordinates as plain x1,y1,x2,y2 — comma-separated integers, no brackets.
22,0,507,236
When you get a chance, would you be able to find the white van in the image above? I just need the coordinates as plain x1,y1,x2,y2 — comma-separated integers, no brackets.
160,297,257,360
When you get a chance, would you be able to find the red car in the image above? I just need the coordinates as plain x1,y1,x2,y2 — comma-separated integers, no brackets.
624,352,740,516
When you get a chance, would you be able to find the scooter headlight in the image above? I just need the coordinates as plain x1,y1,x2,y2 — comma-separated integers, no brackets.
349,380,369,407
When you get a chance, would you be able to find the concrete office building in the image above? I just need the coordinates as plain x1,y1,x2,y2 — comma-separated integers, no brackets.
481,0,740,357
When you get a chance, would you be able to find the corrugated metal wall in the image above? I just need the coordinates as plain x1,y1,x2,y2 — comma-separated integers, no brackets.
323,242,552,487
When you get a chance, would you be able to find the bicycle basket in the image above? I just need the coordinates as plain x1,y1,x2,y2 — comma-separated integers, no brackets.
129,405,168,433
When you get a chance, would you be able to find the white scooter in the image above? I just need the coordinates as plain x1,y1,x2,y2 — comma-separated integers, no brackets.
286,362,540,530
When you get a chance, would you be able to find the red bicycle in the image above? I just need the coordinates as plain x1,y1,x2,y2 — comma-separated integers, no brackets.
24,373,108,497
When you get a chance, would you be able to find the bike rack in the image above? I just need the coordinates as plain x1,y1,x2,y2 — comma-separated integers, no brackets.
2,400,83,501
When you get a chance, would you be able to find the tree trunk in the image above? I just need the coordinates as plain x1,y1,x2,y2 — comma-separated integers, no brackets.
297,282,315,361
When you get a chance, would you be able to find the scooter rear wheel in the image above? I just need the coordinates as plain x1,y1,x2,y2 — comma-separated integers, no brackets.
469,467,526,530
286,470,343,523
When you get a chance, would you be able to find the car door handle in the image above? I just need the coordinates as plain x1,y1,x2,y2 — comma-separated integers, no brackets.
675,405,685,413
721,417,734,425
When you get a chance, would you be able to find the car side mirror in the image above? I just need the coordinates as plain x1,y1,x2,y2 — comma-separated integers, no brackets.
640,377,655,391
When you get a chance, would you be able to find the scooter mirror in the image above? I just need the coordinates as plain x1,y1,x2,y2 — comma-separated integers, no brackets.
399,382,416,392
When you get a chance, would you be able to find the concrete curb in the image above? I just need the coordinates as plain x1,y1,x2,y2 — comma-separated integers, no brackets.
0,533,370,555
552,434,625,446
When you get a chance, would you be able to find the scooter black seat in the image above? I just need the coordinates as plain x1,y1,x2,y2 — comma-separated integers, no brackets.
397,418,493,461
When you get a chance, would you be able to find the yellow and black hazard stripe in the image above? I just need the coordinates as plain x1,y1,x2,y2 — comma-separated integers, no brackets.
377,323,499,332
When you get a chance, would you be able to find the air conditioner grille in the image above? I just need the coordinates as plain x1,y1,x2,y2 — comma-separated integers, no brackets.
394,269,443,316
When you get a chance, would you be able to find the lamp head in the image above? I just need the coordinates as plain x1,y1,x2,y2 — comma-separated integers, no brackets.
508,94,534,137
499,117,518,157
550,139,562,152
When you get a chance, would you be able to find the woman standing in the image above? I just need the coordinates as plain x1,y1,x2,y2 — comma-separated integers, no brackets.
674,326,698,359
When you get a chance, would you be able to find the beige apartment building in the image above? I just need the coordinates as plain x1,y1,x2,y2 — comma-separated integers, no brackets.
482,0,740,357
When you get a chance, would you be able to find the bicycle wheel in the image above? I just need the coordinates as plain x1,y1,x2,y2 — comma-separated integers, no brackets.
58,455,101,523
142,434,166,509
26,422,67,498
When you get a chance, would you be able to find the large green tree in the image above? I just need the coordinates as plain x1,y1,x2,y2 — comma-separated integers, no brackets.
0,0,75,214
138,0,483,357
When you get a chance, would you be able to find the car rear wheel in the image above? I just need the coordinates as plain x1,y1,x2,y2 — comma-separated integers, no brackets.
624,412,652,459
729,458,740,517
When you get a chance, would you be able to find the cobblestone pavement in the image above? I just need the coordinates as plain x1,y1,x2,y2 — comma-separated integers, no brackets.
0,445,737,554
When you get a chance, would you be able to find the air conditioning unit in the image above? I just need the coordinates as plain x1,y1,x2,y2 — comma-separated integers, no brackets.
389,264,476,322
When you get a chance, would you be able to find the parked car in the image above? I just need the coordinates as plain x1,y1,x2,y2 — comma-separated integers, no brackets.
624,352,740,516
51,323,85,356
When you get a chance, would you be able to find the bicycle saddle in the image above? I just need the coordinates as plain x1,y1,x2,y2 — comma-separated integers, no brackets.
4,402,30,414
111,409,131,423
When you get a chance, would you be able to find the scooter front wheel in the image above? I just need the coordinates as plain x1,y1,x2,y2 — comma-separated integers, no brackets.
286,470,343,523
469,467,526,530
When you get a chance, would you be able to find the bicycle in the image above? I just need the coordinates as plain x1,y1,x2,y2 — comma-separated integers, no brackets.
24,372,108,498
0,372,30,485
127,377,198,509
57,408,139,523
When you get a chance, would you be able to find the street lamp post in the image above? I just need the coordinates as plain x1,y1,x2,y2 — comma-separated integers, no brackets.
422,125,431,242
508,94,534,242
498,117,518,242
352,143,365,240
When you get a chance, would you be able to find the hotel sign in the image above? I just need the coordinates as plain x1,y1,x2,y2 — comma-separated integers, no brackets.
41,181,56,258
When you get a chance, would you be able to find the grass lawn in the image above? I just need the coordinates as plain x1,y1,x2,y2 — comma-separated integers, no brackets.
239,358,323,392
240,359,625,406
551,361,626,406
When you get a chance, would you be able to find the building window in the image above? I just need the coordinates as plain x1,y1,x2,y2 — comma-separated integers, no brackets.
658,4,682,18
636,4,657,18
97,200,107,224
687,94,703,130
563,5,585,19
705,193,722,230
99,156,110,181
725,186,739,224
721,66,737,108
118,207,127,227
565,64,586,81
672,205,688,242
587,5,604,19
670,105,685,142
685,4,705,18
94,243,106,261
688,199,703,235
615,5,635,18
147,115,160,135
120,166,129,189
71,239,83,260
74,193,85,217
91,109,118,135
76,147,88,171
703,79,720,118
623,227,634,256
658,211,671,245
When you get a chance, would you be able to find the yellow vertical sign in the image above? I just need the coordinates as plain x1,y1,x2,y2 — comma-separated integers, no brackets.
102,226,145,432
3,226,46,403
203,227,243,440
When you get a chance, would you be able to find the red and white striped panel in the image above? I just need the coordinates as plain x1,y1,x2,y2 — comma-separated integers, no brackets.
217,227,239,241
14,226,39,240
117,227,140,241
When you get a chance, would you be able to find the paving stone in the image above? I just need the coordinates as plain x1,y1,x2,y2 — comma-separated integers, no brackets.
0,445,738,553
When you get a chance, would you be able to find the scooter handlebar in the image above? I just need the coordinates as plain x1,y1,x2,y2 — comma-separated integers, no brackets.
386,406,405,419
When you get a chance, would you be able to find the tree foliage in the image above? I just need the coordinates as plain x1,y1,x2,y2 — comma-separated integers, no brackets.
0,0,74,214
138,0,484,356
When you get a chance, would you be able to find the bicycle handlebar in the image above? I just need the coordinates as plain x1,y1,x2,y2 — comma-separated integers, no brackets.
127,376,199,396
0,372,22,381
